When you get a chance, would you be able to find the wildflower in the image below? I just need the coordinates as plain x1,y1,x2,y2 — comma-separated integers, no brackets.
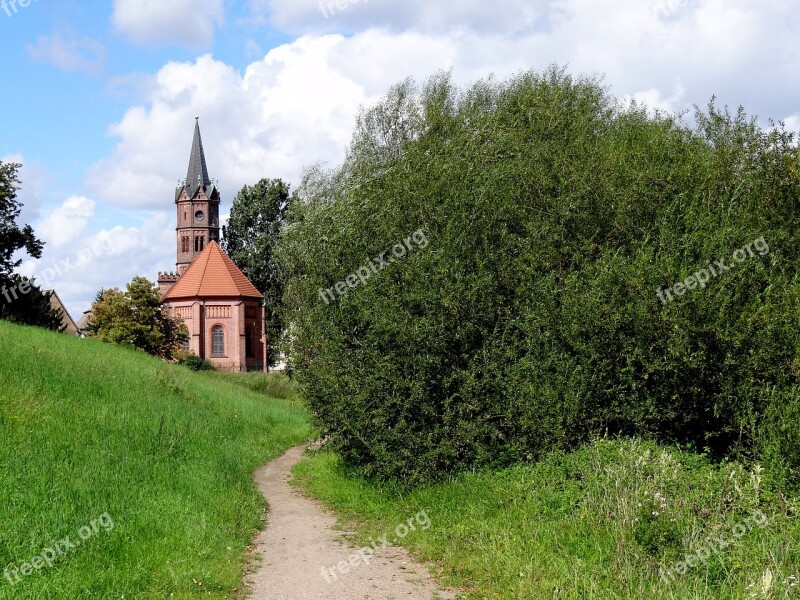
701,508,708,517
679,499,685,507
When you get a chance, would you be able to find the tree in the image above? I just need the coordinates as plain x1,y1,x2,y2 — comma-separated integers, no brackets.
0,275,66,331
0,160,64,330
222,178,290,366
88,277,187,360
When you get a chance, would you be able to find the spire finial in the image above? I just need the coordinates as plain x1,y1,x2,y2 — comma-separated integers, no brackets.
195,115,199,122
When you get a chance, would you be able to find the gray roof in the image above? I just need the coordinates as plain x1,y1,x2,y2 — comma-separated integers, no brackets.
185,118,212,198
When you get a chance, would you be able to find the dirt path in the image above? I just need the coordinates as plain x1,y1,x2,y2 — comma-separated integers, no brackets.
246,445,456,600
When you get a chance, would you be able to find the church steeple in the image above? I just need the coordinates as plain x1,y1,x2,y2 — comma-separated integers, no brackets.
172,117,221,275
185,116,212,199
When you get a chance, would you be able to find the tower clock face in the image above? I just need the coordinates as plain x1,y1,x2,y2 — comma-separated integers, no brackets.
195,211,205,222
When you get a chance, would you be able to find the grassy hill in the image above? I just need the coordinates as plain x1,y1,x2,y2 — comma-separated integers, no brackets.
0,320,309,599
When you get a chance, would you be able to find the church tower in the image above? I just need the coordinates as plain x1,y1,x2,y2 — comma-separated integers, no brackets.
158,118,222,294
175,117,220,275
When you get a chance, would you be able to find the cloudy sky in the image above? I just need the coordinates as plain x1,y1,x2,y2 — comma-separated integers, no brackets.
2,0,799,318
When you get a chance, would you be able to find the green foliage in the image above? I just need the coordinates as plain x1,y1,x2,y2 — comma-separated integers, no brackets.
634,497,685,558
278,67,800,483
88,276,188,360
0,319,309,598
175,350,212,371
0,275,66,332
0,161,43,279
221,178,291,366
295,438,800,599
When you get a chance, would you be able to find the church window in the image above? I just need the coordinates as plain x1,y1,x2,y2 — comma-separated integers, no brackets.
212,326,225,356
246,328,254,358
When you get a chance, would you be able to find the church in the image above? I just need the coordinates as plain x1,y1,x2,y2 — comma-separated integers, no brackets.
157,118,269,372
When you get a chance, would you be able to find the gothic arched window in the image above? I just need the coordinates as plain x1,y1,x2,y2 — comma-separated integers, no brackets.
212,326,225,357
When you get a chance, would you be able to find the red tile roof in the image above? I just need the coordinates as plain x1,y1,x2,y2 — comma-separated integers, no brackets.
163,241,263,300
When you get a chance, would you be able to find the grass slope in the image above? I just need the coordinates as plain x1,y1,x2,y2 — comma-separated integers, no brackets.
0,321,309,599
294,439,800,599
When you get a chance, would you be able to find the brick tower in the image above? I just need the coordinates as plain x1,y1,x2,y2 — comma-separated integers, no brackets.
159,117,221,294
176,116,220,274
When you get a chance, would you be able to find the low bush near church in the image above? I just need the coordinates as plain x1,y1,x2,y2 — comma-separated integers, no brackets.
175,350,213,371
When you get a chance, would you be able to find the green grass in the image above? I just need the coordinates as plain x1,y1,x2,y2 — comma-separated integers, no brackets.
294,438,800,599
206,371,297,401
0,321,310,599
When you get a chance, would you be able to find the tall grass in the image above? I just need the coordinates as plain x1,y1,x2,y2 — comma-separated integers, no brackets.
294,438,800,599
207,371,297,401
0,320,309,598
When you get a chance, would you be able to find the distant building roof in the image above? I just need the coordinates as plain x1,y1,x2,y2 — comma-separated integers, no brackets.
77,310,94,332
163,241,263,301
47,290,79,335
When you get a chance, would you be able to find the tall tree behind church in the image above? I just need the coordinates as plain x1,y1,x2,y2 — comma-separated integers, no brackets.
222,178,290,367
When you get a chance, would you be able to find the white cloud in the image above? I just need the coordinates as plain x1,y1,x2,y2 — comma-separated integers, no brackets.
621,84,687,115
19,212,176,319
36,196,96,248
784,114,800,134
26,33,106,77
88,40,375,208
254,0,570,36
88,0,800,212
112,0,225,48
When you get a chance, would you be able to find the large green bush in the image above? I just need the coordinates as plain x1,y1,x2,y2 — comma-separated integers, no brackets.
278,67,800,483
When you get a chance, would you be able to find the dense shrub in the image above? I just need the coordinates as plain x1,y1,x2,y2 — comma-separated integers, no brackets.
278,67,800,483
175,351,213,371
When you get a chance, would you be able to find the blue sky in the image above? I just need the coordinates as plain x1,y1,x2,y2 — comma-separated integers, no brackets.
2,0,799,319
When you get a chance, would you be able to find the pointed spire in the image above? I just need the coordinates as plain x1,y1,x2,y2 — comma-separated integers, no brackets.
185,116,211,198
